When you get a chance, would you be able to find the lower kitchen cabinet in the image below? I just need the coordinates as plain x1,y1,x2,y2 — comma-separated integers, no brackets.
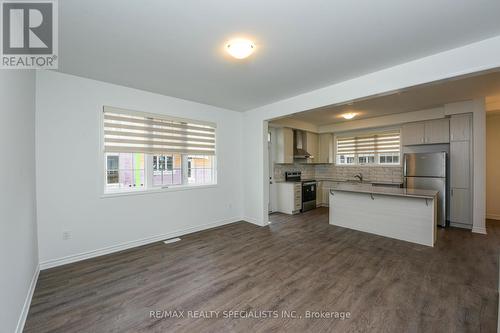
450,188,471,227
276,182,302,214
317,181,340,207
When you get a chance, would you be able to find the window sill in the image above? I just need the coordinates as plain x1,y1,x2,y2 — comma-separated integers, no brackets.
101,184,217,199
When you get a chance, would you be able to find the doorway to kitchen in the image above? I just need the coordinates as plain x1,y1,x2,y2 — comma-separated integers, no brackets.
268,128,278,216
486,106,500,223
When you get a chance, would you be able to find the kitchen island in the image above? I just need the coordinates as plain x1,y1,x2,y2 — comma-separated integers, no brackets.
329,184,438,247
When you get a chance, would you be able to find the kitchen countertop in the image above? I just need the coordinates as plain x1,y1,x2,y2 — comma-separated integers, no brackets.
275,179,403,186
317,178,403,186
330,183,438,199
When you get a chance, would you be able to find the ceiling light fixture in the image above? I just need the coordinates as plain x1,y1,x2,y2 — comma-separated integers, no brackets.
225,38,255,59
342,113,356,120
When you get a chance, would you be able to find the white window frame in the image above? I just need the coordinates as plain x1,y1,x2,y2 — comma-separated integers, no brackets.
334,127,402,167
99,107,218,198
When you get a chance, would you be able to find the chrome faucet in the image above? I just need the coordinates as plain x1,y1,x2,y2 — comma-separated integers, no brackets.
354,173,363,182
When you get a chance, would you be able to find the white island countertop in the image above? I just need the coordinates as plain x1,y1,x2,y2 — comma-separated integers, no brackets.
330,184,438,199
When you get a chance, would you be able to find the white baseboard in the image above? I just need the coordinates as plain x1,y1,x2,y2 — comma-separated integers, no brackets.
242,216,266,226
449,222,472,230
16,264,40,333
486,213,500,221
40,217,242,270
472,226,487,234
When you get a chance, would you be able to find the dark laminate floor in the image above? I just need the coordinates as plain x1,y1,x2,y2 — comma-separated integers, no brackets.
25,208,499,333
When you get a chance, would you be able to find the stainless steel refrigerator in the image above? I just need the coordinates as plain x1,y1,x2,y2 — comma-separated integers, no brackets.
403,152,447,227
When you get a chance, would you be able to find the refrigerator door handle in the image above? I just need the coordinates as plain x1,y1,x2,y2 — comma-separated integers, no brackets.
403,155,408,177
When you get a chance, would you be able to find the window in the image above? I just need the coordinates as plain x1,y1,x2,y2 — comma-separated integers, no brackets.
188,155,215,185
152,154,182,186
105,153,145,190
103,106,216,193
336,130,400,166
379,153,400,165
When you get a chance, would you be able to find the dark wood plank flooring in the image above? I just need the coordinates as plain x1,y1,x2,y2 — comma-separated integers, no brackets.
24,208,499,332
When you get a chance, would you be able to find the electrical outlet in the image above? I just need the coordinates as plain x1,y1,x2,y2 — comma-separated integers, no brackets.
62,231,71,240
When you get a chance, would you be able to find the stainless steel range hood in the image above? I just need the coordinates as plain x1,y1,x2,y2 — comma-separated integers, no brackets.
293,130,313,159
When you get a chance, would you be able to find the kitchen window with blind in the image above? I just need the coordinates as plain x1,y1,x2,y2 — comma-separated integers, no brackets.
335,130,401,166
102,106,216,193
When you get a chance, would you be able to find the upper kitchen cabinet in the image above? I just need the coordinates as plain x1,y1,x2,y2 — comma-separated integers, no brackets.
401,118,449,145
305,132,318,161
424,118,450,144
275,127,294,164
316,133,333,163
401,122,425,145
450,114,471,141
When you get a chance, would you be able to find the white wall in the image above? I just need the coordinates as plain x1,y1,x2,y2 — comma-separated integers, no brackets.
242,35,500,226
36,71,243,267
486,113,500,220
0,71,38,333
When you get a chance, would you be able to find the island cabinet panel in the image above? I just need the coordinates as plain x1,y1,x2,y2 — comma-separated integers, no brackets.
329,191,436,247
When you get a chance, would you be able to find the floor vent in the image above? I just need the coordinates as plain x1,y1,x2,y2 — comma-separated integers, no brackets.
163,237,181,244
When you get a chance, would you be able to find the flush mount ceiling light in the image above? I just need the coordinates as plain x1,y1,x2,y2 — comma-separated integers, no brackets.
342,112,356,120
225,38,255,59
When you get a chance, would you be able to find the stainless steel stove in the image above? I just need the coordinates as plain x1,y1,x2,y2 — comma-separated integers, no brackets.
285,171,317,212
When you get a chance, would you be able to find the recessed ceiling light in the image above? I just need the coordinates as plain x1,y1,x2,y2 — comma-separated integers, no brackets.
342,113,356,120
225,38,255,59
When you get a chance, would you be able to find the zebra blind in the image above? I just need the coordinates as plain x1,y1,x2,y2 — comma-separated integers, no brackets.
336,131,400,156
103,106,216,155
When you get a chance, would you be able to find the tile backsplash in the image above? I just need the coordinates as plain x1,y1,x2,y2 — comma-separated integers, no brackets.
274,163,315,181
274,163,403,183
315,165,403,183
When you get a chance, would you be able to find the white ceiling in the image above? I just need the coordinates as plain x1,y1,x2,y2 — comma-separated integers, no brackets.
58,0,500,111
279,71,500,125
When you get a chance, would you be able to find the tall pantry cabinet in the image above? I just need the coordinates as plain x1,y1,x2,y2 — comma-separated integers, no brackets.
449,114,473,228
